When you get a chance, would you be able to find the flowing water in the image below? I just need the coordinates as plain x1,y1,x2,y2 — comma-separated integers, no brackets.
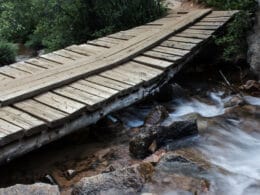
121,90,260,195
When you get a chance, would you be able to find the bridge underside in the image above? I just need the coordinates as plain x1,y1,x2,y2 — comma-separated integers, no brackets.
0,9,237,164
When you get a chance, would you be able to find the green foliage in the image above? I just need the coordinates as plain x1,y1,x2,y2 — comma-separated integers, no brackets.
0,0,166,52
199,0,258,61
0,40,17,66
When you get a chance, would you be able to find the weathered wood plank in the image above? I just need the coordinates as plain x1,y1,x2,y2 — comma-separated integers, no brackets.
88,40,115,48
153,46,190,56
143,50,181,62
190,25,219,30
0,119,24,146
0,66,31,78
41,53,73,64
0,107,46,136
201,17,229,22
168,36,203,44
176,32,211,39
10,62,45,74
86,75,132,91
0,74,13,83
26,58,61,69
133,56,174,69
160,40,196,50
183,29,214,35
35,92,85,114
14,99,67,126
54,49,86,60
54,86,104,107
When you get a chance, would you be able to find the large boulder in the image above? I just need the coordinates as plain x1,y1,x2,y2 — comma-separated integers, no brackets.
0,183,60,195
72,163,154,195
247,1,260,78
129,117,198,158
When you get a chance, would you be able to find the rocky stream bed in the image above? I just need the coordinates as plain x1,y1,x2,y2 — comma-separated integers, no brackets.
0,57,259,195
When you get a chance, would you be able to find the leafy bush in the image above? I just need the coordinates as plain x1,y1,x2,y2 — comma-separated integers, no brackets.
0,0,166,52
199,0,258,61
0,40,17,66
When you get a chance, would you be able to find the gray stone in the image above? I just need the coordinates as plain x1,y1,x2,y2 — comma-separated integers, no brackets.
0,183,60,195
72,163,154,195
247,1,260,78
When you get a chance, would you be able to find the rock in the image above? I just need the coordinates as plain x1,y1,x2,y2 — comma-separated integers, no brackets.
247,3,260,78
240,80,260,96
0,183,60,195
224,95,246,108
156,83,189,102
65,169,77,180
72,163,154,195
143,149,166,164
129,118,198,158
144,105,169,126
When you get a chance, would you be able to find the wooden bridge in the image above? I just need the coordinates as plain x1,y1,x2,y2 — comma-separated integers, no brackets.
0,9,237,164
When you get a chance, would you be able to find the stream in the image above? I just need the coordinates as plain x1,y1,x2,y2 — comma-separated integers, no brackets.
0,65,259,195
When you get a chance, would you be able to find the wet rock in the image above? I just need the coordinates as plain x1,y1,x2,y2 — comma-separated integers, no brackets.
129,118,198,158
156,83,188,102
0,183,60,195
144,105,169,126
143,149,166,164
72,163,154,195
40,174,57,185
65,169,77,180
240,80,260,96
247,3,260,78
224,95,246,108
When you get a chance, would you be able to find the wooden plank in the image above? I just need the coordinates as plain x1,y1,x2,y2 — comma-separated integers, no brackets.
54,49,86,60
122,61,163,76
86,75,132,91
117,63,162,80
168,36,203,44
65,45,92,56
207,11,238,18
70,81,114,99
99,37,124,44
190,25,219,30
0,74,13,83
0,118,24,146
143,50,181,62
88,40,115,48
183,29,214,35
0,107,46,136
201,17,229,22
108,33,134,40
111,68,147,82
0,66,31,78
77,80,119,95
26,58,61,69
100,70,140,86
35,92,85,114
10,62,45,74
153,46,190,56
14,99,67,126
40,53,73,64
54,86,104,107
133,56,174,69
196,21,224,26
0,9,212,106
176,32,211,39
160,40,196,50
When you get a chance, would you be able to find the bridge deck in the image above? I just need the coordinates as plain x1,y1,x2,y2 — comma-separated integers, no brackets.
0,9,237,164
